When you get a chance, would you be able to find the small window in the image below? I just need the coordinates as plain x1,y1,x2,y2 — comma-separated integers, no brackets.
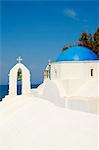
91,69,94,77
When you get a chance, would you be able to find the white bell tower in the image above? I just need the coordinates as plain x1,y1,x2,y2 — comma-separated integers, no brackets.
8,57,31,96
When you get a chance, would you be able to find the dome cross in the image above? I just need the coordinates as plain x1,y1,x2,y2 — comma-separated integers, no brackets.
17,56,23,63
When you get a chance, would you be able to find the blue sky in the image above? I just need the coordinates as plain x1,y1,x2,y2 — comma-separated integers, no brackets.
0,0,98,84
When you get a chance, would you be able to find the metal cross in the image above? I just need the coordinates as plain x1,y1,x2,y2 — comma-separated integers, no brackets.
17,56,23,63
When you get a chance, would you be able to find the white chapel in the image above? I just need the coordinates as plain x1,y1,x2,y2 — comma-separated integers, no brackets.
3,46,99,113
43,46,99,98
34,46,99,112
0,46,98,148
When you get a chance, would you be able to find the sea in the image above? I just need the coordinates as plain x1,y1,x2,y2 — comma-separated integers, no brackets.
0,84,40,101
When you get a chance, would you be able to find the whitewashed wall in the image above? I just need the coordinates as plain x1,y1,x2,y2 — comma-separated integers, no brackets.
97,62,99,98
50,63,61,80
50,61,99,98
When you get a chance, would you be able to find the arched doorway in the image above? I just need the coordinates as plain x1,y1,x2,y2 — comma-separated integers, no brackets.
17,68,22,95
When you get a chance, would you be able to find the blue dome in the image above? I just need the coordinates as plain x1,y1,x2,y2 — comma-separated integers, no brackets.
56,46,99,62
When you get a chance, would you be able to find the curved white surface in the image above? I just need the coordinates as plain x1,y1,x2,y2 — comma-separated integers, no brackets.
0,96,97,149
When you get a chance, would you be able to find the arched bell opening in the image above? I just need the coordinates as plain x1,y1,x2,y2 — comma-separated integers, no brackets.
17,68,22,95
8,57,31,97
